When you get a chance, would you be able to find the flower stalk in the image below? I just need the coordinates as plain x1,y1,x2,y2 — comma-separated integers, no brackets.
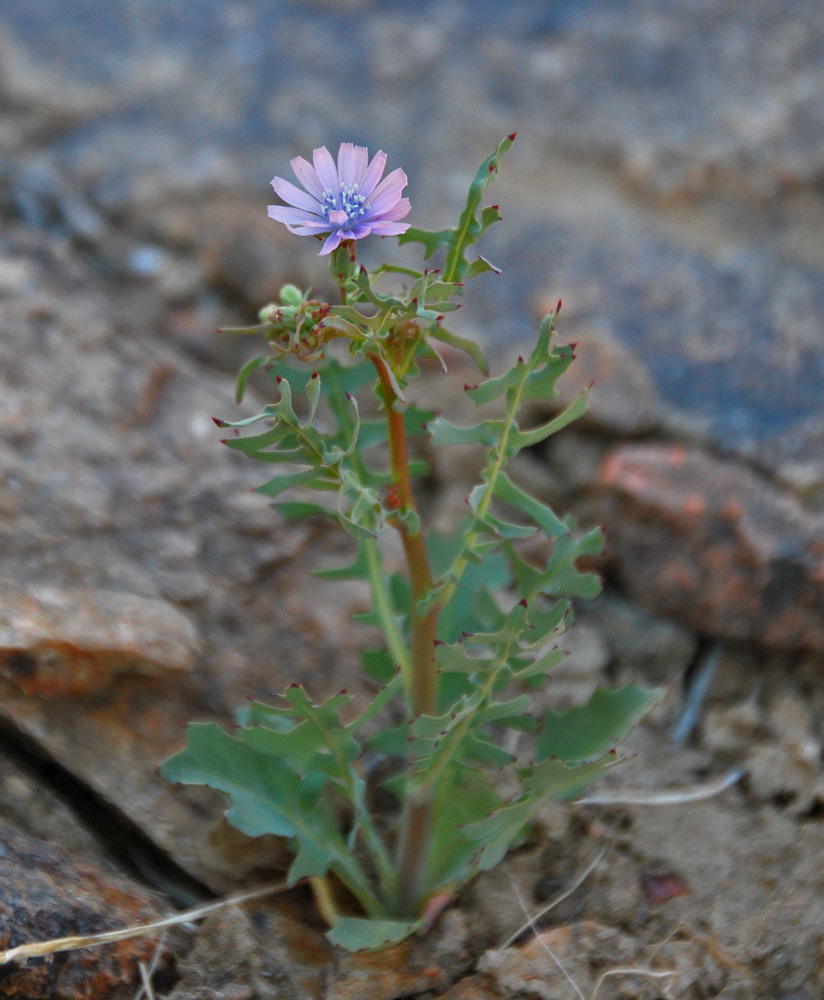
369,349,439,913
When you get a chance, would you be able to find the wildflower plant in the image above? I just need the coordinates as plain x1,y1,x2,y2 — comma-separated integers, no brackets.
161,137,661,952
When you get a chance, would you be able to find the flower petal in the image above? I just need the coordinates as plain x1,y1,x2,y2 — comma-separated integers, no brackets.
271,177,323,213
367,196,411,223
364,168,408,215
319,231,343,255
327,209,349,227
369,221,411,236
290,156,324,201
337,143,368,189
290,225,334,235
268,205,327,227
359,150,387,198
312,146,339,196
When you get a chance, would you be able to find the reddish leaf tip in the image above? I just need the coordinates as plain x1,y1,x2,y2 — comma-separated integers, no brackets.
311,371,319,379
556,298,562,313
508,131,517,141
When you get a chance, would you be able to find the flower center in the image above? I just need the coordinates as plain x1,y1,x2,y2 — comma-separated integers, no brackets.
323,184,366,230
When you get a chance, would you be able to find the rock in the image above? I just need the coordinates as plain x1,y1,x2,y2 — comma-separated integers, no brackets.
702,700,763,756
0,222,371,892
477,920,646,1000
578,591,699,684
473,205,824,498
746,743,820,810
744,692,823,812
550,323,661,438
0,821,170,1000
597,443,824,650
0,582,199,698
164,904,326,1000
0,743,111,867
529,622,611,712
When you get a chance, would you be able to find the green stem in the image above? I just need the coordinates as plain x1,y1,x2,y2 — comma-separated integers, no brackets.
362,537,412,688
434,359,532,613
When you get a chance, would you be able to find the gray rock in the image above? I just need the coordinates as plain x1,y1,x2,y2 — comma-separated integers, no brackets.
579,591,699,684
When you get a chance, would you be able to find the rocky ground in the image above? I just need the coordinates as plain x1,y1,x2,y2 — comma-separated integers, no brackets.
1,2,824,998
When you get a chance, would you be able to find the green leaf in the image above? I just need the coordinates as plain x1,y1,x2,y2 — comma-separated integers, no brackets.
493,471,569,537
537,683,665,764
399,134,515,285
235,355,269,403
160,723,358,891
367,721,409,760
424,764,502,891
464,359,528,406
361,648,396,684
427,325,489,375
462,754,623,871
326,917,420,952
427,417,502,447
275,500,330,521
237,688,360,786
538,527,604,600
255,467,334,499
161,723,299,838
510,386,591,450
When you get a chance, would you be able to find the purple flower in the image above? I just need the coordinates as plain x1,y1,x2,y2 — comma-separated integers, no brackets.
268,143,411,256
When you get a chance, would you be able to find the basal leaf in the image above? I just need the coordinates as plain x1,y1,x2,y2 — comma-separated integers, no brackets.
536,683,665,764
160,723,300,839
326,917,420,953
424,763,502,891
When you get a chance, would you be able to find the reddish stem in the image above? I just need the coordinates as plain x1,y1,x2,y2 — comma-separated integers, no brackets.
369,351,438,913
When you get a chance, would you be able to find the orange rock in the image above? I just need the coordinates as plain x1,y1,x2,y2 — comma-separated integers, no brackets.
0,583,199,698
597,444,824,649
0,821,170,1000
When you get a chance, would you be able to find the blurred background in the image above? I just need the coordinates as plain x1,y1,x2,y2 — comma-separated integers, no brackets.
2,1,824,994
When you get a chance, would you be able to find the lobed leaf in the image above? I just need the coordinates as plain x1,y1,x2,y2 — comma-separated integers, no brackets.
398,134,515,284
536,683,665,764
